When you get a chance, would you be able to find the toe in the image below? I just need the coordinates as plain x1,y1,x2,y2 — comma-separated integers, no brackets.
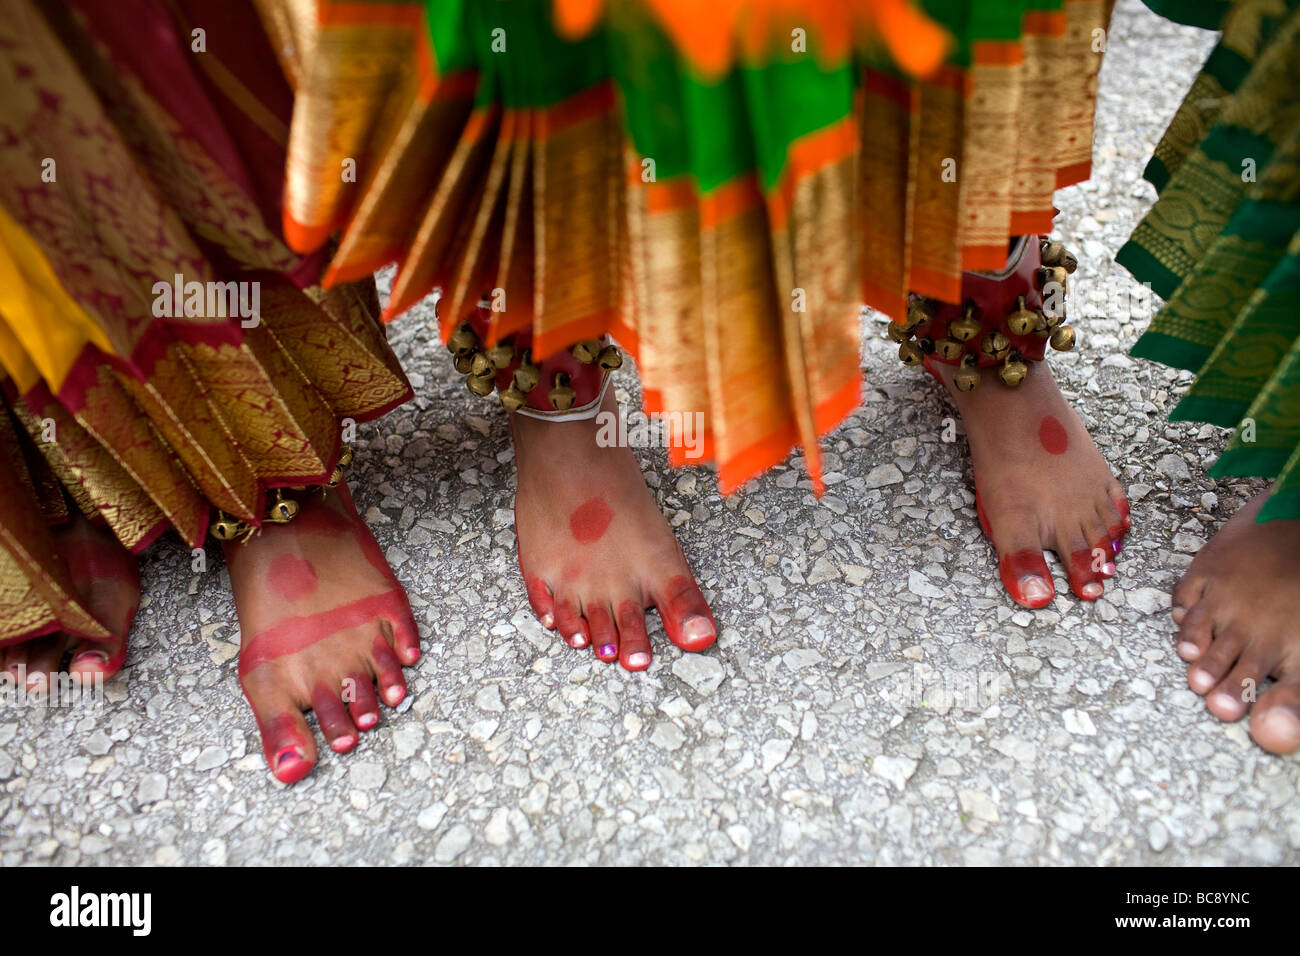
3,641,28,683
253,705,318,784
345,672,382,731
68,630,128,681
1171,563,1209,617
615,599,652,672
656,573,716,652
554,597,590,651
1187,627,1247,696
311,681,359,753
1249,676,1300,755
1176,602,1214,661
382,608,420,667
370,634,407,707
524,574,556,630
1206,646,1278,722
1061,522,1105,601
586,603,619,663
24,635,69,692
989,512,1054,609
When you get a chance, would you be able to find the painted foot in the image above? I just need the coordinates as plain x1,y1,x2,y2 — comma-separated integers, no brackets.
513,390,716,672
225,481,420,784
0,513,139,692
1170,490,1300,755
931,358,1130,608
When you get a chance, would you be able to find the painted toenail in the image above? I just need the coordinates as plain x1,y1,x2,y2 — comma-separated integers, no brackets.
74,650,109,666
681,616,716,646
627,652,651,669
1082,582,1103,599
541,613,554,628
1021,577,1051,604
1177,641,1198,659
357,712,379,730
1101,562,1116,577
1111,539,1123,555
571,631,587,648
598,643,617,659
332,735,356,752
275,747,305,769
1258,708,1300,744
385,687,404,705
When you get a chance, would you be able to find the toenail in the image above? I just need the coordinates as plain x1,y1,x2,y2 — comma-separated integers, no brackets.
74,650,109,666
1210,692,1238,713
1177,641,1198,659
1082,582,1103,599
627,651,651,669
598,643,617,659
571,631,587,648
1171,606,1186,624
357,712,379,730
1188,670,1214,693
1111,539,1123,555
1021,577,1052,604
1100,562,1116,577
332,735,356,752
275,747,305,769
1258,708,1300,744
681,616,716,647
385,687,404,705
541,613,554,629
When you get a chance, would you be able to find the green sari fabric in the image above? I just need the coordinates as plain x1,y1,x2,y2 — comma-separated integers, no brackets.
1118,0,1300,522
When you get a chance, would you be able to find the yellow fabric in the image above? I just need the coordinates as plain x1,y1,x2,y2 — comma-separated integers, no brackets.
0,204,115,393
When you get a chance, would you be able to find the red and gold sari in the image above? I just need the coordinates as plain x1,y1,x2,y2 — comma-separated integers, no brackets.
0,0,411,645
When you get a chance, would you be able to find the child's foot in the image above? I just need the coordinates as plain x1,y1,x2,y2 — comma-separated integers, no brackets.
930,358,1130,608
225,482,420,784
0,514,139,691
1170,490,1300,755
512,390,716,671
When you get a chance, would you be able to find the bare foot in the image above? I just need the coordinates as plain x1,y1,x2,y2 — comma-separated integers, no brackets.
225,481,420,784
513,389,716,671
930,358,1130,608
1170,490,1300,755
0,514,139,692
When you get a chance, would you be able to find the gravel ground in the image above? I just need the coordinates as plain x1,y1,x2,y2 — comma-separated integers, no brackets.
2,0,1296,867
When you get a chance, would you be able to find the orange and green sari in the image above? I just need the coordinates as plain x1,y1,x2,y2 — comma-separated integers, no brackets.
271,0,1112,492
0,0,411,645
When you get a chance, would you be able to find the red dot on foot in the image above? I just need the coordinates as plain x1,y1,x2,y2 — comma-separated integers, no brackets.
569,497,613,545
268,553,319,602
1038,415,1069,455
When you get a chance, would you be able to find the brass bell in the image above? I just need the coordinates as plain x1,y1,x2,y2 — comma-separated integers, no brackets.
999,353,1028,387
571,339,602,364
1006,296,1038,336
898,340,924,366
324,466,343,488
453,352,475,375
1038,265,1068,292
337,446,355,468
935,337,964,361
548,372,576,410
596,345,623,370
267,490,299,523
953,355,980,392
1050,324,1076,351
1040,239,1078,274
499,383,527,412
1041,307,1064,331
949,305,982,343
487,342,515,369
887,322,912,343
903,299,930,331
466,372,496,396
210,511,244,542
448,324,478,355
470,351,494,377
513,365,540,393
980,330,1010,359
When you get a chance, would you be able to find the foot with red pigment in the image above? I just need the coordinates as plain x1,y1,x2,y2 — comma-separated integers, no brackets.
1169,490,1300,755
225,482,419,784
0,514,139,692
929,358,1130,609
513,390,716,672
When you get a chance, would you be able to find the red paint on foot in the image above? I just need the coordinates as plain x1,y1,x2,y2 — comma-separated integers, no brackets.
569,497,613,545
999,550,1054,609
975,490,993,540
658,574,716,651
238,589,405,676
254,712,312,784
268,553,319,602
1068,548,1104,600
1038,415,1069,455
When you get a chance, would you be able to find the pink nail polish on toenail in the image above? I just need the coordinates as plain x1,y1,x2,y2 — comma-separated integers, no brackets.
276,747,304,769
541,613,554,628
1082,582,1103,599
680,616,716,647
1021,577,1052,605
332,735,356,752
627,652,651,669
1111,539,1123,555
75,650,109,666
599,644,617,659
